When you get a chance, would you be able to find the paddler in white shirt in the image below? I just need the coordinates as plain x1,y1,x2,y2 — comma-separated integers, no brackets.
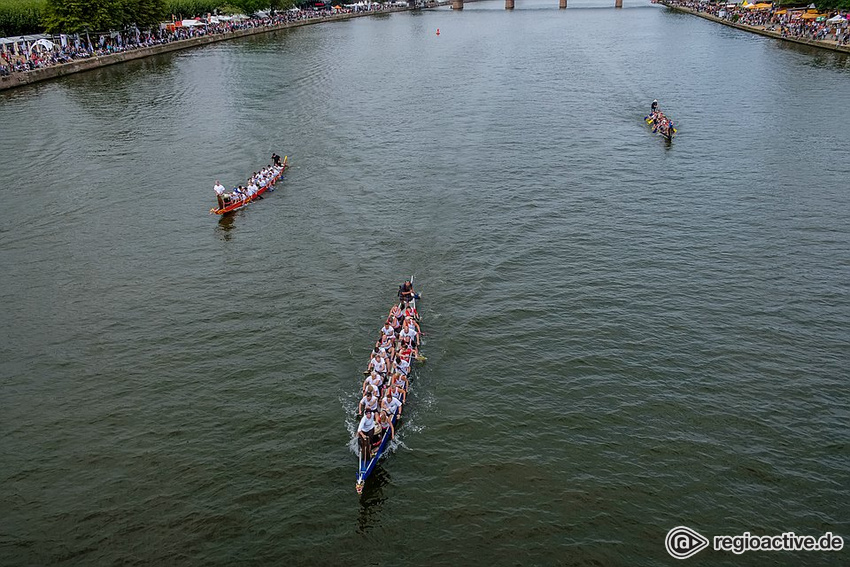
358,388,379,415
370,352,387,376
382,390,402,419
363,372,383,397
381,321,395,341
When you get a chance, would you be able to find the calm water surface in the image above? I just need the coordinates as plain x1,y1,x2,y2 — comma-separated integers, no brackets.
1,1,849,565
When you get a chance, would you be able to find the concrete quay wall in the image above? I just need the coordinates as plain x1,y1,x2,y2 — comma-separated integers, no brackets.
1,8,408,92
661,2,850,55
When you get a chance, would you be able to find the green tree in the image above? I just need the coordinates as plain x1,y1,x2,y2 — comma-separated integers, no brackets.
43,0,166,33
231,0,269,13
124,0,166,28
43,0,116,33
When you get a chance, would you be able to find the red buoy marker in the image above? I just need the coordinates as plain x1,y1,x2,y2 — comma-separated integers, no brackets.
436,28,440,36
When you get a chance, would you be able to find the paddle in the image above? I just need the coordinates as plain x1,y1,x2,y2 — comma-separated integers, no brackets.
409,275,427,362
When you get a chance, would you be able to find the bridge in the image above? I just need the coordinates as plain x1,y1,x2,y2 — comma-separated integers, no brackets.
449,0,623,8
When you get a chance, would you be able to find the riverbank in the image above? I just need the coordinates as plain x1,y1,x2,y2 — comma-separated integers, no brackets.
0,7,410,92
659,1,850,55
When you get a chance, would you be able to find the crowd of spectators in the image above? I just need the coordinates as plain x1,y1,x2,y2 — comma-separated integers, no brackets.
1,4,397,77
659,0,850,46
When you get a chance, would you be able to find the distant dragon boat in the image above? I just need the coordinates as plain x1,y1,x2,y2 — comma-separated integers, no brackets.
355,276,423,494
210,156,287,215
645,102,676,141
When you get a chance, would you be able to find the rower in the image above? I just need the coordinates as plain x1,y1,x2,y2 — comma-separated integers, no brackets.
391,383,406,405
396,350,412,376
213,180,227,209
371,410,394,446
392,371,409,395
357,409,376,460
381,320,395,341
359,387,379,415
370,352,388,376
404,302,417,319
392,304,405,333
363,372,383,398
382,390,402,419
399,321,418,353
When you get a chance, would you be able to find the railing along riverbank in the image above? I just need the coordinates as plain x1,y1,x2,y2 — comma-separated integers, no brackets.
0,7,413,92
658,1,850,55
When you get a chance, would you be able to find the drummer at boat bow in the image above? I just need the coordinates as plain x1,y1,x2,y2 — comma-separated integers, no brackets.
398,280,419,303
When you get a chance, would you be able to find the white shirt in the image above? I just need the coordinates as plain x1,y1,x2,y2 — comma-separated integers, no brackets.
364,375,382,393
213,183,226,195
382,397,402,416
358,414,375,433
394,375,408,391
360,395,378,411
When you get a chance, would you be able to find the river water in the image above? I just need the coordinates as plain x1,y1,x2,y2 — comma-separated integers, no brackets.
1,1,848,565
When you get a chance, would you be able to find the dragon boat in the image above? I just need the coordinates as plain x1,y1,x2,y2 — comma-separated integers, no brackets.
210,156,287,215
355,276,423,494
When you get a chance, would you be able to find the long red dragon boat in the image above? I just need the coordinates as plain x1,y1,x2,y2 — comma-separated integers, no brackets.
210,156,288,215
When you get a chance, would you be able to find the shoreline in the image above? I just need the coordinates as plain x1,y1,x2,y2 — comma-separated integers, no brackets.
0,7,411,92
659,1,850,55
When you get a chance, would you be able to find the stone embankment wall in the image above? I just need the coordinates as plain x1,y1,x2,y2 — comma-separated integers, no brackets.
1,8,408,92
661,2,850,55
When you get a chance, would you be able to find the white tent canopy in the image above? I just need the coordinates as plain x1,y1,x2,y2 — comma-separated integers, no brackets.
181,19,203,26
0,34,50,45
826,15,846,23
32,38,55,50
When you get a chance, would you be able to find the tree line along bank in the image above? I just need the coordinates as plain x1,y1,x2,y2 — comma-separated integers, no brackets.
0,0,301,37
